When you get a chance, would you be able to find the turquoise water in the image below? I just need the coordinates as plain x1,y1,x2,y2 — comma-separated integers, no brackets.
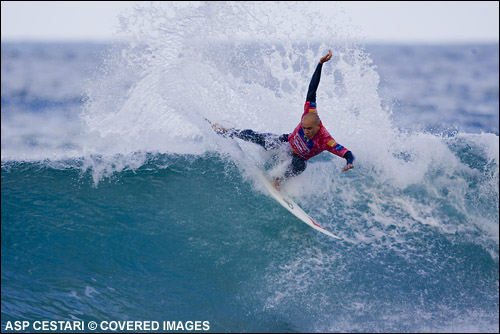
2,153,498,332
2,2,498,332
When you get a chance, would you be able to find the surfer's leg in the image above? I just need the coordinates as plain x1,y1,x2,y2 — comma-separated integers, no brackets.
273,154,306,188
284,154,307,178
233,129,266,147
233,130,283,150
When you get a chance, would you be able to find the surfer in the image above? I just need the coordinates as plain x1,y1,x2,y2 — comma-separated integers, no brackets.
213,50,355,189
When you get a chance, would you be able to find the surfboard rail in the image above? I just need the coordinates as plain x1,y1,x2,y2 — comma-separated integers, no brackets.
256,170,342,240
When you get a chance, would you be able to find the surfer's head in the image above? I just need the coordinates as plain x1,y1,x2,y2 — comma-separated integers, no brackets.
302,113,320,139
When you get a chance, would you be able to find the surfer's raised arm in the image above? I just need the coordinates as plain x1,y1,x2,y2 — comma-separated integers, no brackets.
306,50,332,103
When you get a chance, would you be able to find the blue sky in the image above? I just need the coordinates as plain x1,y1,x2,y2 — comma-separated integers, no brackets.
1,1,499,43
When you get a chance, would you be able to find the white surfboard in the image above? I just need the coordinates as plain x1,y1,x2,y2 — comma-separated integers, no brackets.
256,170,342,240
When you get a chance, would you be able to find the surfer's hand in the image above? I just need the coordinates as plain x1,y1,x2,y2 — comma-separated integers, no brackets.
342,163,354,172
319,50,332,64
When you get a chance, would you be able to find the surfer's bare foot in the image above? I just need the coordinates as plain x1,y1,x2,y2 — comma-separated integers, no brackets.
212,123,228,134
273,177,281,191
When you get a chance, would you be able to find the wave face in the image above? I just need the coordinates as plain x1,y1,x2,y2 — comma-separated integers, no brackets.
2,2,498,332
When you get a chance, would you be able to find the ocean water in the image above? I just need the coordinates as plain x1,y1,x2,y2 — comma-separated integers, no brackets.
1,2,499,333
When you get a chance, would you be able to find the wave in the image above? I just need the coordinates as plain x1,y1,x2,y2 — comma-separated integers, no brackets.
2,1,498,245
2,135,498,248
2,151,499,332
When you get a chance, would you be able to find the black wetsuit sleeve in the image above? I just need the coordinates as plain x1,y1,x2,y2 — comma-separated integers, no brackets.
344,151,355,165
306,63,323,102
